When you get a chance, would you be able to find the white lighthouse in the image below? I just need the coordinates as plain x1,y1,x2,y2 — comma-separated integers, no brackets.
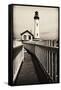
34,11,40,40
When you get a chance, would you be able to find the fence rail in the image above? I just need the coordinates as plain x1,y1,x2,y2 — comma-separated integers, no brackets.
23,42,59,82
13,45,24,82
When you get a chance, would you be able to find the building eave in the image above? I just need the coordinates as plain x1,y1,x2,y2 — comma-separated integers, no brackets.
20,30,34,37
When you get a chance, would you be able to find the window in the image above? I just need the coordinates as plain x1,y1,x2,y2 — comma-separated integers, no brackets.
24,35,26,40
37,33,38,36
36,23,38,26
29,35,31,40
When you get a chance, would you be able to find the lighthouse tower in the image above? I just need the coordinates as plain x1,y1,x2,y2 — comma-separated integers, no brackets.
34,11,40,40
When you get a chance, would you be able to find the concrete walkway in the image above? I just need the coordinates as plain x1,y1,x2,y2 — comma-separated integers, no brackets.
14,51,40,85
14,49,53,85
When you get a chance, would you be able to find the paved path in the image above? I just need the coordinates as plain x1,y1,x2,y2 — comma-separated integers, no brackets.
14,51,40,85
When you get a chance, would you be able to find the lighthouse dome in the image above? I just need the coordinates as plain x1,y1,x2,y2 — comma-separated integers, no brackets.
34,11,39,19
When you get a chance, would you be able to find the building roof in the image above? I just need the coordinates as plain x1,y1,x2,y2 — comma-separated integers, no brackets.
20,30,34,37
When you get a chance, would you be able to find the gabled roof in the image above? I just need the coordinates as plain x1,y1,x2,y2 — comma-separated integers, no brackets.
20,30,34,37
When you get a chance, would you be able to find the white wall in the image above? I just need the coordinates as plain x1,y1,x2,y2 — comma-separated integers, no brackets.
13,45,24,82
21,32,33,41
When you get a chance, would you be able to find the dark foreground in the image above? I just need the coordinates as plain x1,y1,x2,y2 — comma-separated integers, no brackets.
14,50,53,85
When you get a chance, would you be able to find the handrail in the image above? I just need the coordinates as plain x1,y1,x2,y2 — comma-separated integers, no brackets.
13,45,23,60
23,41,59,82
23,42,58,52
13,44,24,82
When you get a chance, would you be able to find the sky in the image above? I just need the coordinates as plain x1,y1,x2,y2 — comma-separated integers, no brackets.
13,5,58,40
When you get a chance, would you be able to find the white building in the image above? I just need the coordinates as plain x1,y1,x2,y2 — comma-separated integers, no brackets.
21,30,34,41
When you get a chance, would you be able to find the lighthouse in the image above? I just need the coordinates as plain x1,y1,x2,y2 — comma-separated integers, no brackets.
34,11,40,40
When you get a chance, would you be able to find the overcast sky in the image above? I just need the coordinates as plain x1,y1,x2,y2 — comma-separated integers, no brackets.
13,5,58,40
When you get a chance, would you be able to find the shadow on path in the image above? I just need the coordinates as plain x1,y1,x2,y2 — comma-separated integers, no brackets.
14,49,53,85
14,50,40,85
